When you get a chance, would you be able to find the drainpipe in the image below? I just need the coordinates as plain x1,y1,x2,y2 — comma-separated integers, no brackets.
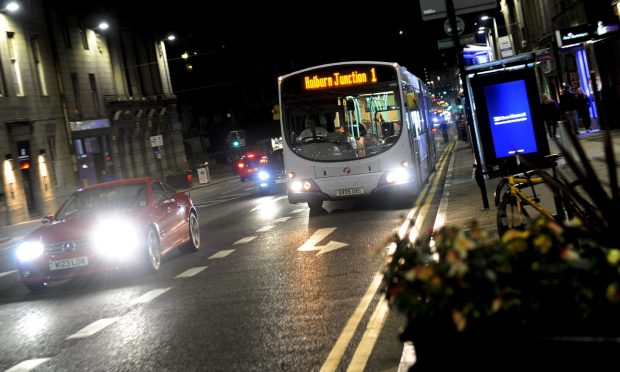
42,2,78,186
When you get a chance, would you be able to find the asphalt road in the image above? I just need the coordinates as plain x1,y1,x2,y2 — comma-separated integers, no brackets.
0,147,450,371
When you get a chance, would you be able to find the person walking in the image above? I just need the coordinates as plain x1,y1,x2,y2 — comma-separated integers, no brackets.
541,94,560,138
559,85,579,135
576,88,592,132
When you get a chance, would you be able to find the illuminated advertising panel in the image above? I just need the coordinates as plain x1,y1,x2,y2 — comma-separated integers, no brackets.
483,80,537,158
470,66,549,169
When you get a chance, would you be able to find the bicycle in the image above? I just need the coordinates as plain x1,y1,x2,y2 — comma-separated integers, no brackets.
494,154,568,235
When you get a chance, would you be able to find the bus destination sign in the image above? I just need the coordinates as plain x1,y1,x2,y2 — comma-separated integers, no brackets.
303,68,378,90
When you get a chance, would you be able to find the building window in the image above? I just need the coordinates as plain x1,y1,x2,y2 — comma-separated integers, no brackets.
7,32,24,96
30,36,48,96
89,74,101,116
79,19,89,50
71,73,81,117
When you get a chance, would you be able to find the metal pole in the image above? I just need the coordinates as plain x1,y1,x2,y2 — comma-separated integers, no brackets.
445,0,489,209
492,17,500,60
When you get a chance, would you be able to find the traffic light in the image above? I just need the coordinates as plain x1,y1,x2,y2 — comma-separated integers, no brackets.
232,140,240,148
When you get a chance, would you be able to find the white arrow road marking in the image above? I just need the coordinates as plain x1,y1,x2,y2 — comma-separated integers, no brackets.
133,288,172,304
208,249,235,259
298,228,348,255
274,217,291,223
175,266,207,279
290,208,305,214
233,236,256,245
66,317,121,339
5,358,51,372
256,225,274,232
0,270,17,278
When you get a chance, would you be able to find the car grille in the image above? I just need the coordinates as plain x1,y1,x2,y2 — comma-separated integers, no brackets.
46,239,93,254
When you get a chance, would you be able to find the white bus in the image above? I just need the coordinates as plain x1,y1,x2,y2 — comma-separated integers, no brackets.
277,61,437,209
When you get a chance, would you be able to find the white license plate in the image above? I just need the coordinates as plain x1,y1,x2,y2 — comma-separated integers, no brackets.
49,256,89,270
336,187,364,197
275,178,286,184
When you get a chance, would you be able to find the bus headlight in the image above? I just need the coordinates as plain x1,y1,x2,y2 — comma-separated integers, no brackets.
16,241,44,262
290,180,303,192
386,168,410,184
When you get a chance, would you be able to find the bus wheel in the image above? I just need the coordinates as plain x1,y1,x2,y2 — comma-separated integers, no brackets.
308,201,323,210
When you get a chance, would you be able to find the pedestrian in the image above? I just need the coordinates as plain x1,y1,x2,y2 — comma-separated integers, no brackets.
576,88,592,132
440,118,449,144
559,85,579,135
541,94,560,138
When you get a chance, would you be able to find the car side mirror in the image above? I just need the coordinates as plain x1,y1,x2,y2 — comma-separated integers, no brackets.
42,215,54,224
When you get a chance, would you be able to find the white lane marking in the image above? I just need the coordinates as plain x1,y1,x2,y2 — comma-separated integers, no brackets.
256,225,274,232
5,358,51,372
274,217,291,223
66,317,121,339
320,274,383,372
298,228,348,255
273,196,288,202
221,187,241,195
397,342,416,372
347,298,390,371
133,287,172,304
290,208,305,214
0,270,17,278
208,249,235,259
175,266,207,279
243,187,258,191
233,236,256,245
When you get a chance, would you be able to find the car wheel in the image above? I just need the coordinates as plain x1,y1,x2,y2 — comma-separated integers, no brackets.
180,211,200,253
145,227,161,272
24,281,47,291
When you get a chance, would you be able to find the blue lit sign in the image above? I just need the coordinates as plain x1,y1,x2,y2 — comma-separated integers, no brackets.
483,80,538,158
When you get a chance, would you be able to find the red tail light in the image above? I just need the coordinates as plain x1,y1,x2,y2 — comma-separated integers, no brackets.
238,163,244,168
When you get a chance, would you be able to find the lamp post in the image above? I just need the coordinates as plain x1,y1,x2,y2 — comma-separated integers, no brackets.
480,15,500,61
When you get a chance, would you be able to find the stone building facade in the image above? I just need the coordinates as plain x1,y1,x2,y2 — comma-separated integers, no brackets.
0,0,186,226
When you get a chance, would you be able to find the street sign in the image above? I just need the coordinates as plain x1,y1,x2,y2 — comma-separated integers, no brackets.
420,0,497,21
197,167,210,184
498,35,514,57
444,17,465,35
150,135,163,147
437,34,476,49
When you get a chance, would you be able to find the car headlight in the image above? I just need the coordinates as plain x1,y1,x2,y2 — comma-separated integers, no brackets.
290,180,303,192
16,241,44,262
92,219,139,258
258,171,270,181
386,168,410,184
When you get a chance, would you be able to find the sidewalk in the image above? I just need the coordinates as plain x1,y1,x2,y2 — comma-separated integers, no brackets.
440,129,620,236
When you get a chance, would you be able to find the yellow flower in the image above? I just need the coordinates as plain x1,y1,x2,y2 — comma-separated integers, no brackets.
491,298,503,313
454,231,477,256
506,239,527,253
534,234,552,254
418,266,434,282
606,283,619,303
429,275,442,290
607,250,620,266
404,268,417,282
501,229,530,244
560,248,580,262
452,309,467,332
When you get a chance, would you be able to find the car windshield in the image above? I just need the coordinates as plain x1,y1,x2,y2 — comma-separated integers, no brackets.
56,183,148,220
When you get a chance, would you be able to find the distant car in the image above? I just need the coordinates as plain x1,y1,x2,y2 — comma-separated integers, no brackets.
15,178,200,291
256,149,286,195
237,151,267,181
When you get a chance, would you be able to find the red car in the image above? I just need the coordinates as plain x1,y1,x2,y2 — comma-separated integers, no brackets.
237,152,268,181
15,178,200,291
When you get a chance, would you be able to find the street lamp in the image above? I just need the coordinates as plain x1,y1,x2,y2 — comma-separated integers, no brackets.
5,1,19,12
97,22,109,31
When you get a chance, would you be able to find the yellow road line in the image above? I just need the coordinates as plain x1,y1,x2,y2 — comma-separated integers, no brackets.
345,143,453,371
320,142,454,372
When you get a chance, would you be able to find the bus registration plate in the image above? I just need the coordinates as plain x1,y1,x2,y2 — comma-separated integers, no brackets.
336,187,364,197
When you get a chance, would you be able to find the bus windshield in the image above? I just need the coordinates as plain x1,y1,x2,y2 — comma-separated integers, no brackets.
280,64,402,162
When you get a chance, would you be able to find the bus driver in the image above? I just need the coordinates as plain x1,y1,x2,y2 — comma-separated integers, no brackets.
297,116,328,143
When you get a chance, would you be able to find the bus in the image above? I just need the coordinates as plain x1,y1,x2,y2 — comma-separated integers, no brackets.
277,61,437,209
